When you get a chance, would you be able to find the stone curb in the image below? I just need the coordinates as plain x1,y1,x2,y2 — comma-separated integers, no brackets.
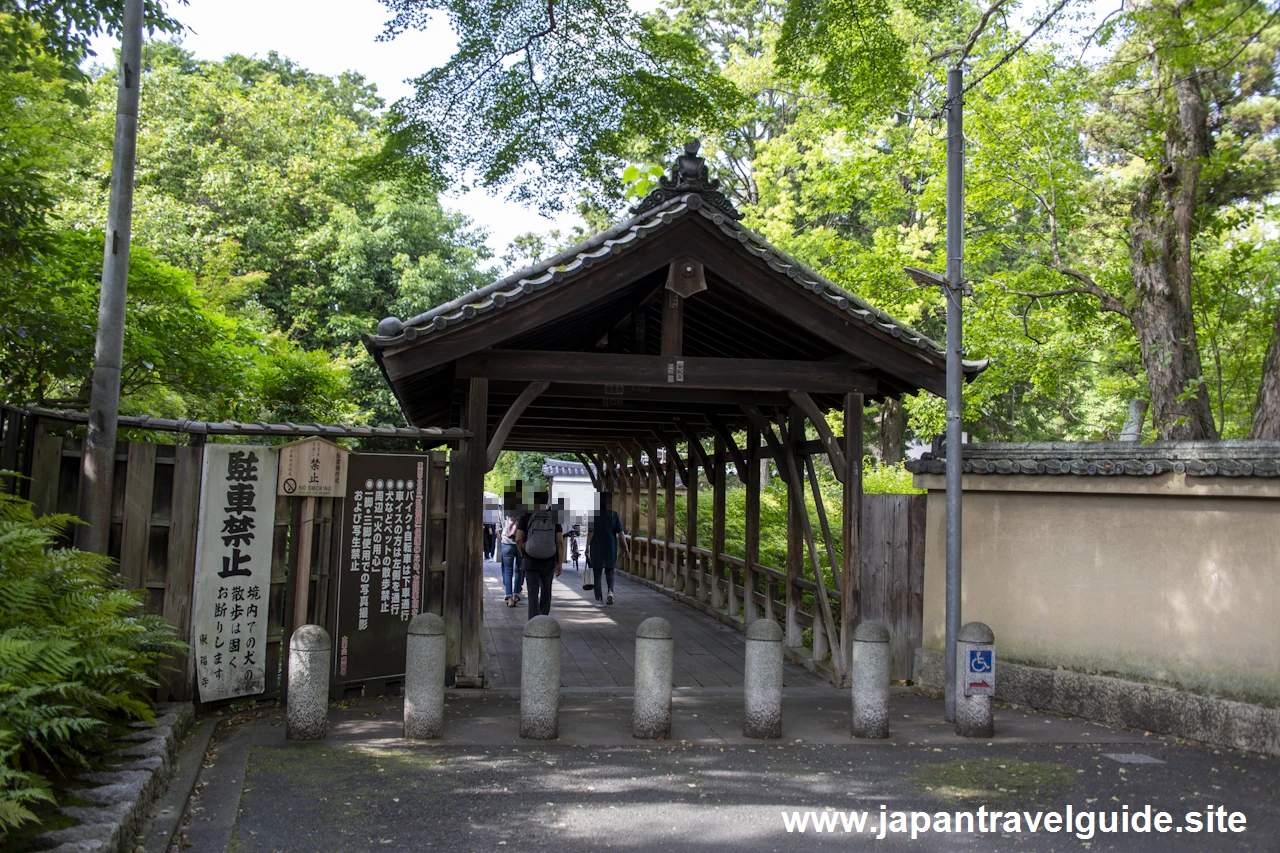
913,649,1280,756
38,702,194,853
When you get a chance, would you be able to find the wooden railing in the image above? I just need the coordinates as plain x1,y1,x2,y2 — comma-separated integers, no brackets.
620,532,842,678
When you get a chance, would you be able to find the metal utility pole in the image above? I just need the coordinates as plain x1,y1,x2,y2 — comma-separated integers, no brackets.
78,0,144,555
904,69,966,721
942,65,965,723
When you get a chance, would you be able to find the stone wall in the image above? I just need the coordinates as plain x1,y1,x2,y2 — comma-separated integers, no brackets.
909,441,1280,707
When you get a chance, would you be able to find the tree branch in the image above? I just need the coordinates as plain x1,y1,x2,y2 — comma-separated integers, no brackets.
1013,265,1131,320
930,0,1012,64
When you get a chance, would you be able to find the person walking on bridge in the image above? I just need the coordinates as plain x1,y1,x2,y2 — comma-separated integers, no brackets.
586,491,628,606
516,492,564,618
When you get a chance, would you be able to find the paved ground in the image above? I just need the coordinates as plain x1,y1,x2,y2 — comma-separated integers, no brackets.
482,557,827,689
172,690,1279,853
163,562,1279,853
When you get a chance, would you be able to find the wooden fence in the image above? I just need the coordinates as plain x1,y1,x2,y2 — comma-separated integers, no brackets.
9,412,453,704
622,492,925,681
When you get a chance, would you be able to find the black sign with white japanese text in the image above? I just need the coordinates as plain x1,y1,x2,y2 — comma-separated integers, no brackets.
334,454,426,683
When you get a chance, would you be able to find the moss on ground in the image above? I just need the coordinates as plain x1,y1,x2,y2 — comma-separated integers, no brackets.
912,757,1078,805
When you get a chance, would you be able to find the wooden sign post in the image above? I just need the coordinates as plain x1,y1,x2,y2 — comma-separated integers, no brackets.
278,438,352,629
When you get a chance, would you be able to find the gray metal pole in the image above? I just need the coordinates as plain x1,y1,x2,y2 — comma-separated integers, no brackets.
943,66,965,722
78,0,143,554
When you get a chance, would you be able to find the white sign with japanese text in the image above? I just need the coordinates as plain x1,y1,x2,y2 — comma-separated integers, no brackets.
192,444,279,703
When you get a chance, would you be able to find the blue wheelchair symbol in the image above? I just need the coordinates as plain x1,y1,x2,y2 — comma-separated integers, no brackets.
969,650,993,673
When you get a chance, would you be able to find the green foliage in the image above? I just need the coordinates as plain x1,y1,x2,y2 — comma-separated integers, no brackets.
862,459,921,494
0,0,183,78
0,482,183,832
485,451,551,495
378,0,745,207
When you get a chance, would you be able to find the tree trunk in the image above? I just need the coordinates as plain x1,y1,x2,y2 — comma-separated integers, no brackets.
879,398,905,463
1127,76,1217,440
1249,303,1280,439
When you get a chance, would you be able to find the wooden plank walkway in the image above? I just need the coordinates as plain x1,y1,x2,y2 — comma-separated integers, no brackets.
481,558,830,689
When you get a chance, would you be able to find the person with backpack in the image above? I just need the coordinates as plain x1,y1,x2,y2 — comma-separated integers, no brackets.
586,491,628,605
515,492,564,618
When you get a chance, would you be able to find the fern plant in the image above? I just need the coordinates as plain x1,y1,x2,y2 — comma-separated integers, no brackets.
0,477,185,832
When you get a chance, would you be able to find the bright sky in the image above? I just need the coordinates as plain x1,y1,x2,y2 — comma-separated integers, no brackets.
88,0,583,261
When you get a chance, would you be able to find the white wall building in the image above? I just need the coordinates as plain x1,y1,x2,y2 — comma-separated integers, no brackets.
542,458,598,534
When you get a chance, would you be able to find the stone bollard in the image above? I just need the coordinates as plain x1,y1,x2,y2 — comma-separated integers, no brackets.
286,624,331,741
633,617,674,739
520,615,561,739
955,622,996,738
743,618,784,739
404,612,447,739
850,621,891,738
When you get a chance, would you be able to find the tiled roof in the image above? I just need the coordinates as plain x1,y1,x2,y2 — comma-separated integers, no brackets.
367,194,984,376
905,440,1280,477
542,458,592,478
24,406,470,440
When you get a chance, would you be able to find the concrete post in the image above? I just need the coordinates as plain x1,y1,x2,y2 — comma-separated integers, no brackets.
520,615,561,739
404,612,446,739
955,621,995,738
743,618,783,739
286,625,331,741
850,621,890,738
633,617,674,739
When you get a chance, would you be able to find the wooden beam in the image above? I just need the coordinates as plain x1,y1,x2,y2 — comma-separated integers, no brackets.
706,413,748,483
488,380,793,407
457,350,878,394
660,288,683,357
788,390,848,483
486,380,549,471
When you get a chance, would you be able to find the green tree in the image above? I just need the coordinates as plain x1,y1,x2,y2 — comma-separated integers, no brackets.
377,0,744,207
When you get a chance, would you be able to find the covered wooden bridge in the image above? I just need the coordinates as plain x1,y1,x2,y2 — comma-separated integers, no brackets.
365,142,983,687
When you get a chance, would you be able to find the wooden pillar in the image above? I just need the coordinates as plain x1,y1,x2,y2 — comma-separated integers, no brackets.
743,422,760,625
785,409,803,647
684,447,698,597
630,448,642,574
712,437,726,611
664,450,676,587
841,392,865,675
661,290,683,356
445,378,487,686
646,453,658,581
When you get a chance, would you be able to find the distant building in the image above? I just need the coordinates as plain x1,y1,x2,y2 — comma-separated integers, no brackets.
541,458,596,533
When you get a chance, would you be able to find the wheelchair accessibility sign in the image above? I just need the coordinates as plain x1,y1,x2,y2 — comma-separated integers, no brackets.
965,649,995,697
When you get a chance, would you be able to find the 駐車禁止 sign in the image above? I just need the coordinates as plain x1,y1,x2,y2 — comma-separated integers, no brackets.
192,444,279,702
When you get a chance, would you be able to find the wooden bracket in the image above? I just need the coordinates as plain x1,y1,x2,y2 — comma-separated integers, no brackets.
706,413,748,483
573,452,601,490
665,255,707,298
674,419,716,484
486,380,549,471
788,391,848,483
660,435,689,487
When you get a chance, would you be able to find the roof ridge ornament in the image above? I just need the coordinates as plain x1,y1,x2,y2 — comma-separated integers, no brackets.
630,139,743,222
